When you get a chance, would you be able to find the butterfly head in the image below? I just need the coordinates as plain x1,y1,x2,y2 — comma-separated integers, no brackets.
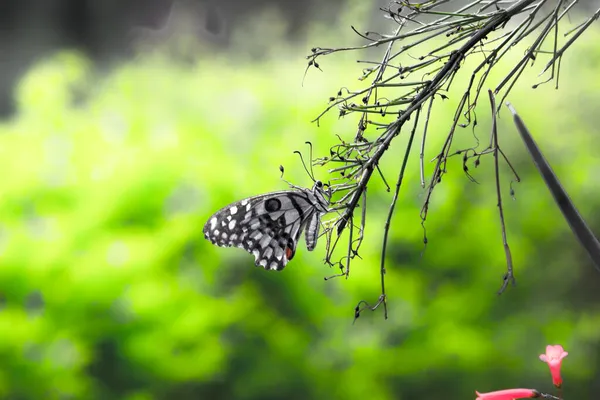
311,180,330,212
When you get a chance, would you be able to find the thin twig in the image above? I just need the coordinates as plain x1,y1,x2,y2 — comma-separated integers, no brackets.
488,90,516,293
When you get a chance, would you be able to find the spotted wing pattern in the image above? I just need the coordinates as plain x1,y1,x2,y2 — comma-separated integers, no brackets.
203,182,329,271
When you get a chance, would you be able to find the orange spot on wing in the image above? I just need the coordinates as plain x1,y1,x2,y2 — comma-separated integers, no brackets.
285,247,294,260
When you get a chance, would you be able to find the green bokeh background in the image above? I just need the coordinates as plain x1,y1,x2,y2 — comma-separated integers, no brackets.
1,6,600,400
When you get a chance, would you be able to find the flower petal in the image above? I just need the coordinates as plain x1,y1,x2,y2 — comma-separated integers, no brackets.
539,344,568,388
475,388,539,399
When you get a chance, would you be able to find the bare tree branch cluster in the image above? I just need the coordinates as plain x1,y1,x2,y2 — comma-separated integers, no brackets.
306,0,600,319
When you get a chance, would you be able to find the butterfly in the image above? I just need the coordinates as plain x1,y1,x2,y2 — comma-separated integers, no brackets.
203,181,330,271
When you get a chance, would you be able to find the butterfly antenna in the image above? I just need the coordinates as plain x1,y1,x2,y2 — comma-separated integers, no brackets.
305,141,316,181
293,148,316,183
279,164,303,190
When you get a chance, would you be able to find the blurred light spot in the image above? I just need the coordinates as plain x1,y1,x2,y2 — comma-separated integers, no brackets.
107,241,129,267
43,135,73,187
110,295,135,324
150,124,179,149
164,184,199,216
26,216,46,238
100,112,128,144
50,339,80,368
23,342,43,362
27,216,59,241
90,165,108,181
25,290,45,316
178,260,203,292
0,226,7,256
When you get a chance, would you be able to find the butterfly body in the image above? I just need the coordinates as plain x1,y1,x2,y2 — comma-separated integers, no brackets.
203,181,329,270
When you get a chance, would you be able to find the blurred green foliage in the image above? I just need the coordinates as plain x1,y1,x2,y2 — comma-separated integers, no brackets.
1,13,600,400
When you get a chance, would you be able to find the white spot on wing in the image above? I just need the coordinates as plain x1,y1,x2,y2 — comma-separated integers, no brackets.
250,231,262,240
269,262,279,270
278,196,293,211
228,220,236,230
252,249,260,260
259,259,268,268
275,247,284,261
250,221,260,230
241,200,249,207
210,217,217,230
230,234,238,242
283,210,299,226
259,234,271,249
230,206,238,214
264,247,273,260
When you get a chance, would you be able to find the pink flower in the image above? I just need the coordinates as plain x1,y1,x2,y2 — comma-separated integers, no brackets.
539,344,568,388
475,388,539,399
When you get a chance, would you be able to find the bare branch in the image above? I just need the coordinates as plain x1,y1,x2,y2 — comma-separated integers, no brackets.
306,0,598,318
488,90,516,294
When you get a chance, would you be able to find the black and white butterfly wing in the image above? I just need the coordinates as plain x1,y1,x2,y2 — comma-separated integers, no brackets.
203,187,327,271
